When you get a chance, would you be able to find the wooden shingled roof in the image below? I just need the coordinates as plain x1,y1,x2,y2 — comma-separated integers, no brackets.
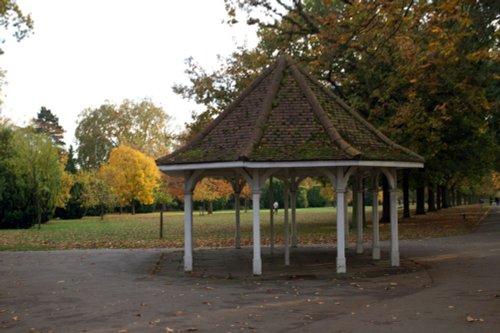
157,55,424,166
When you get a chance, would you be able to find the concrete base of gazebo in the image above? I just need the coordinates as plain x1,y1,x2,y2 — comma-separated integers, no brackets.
157,246,422,280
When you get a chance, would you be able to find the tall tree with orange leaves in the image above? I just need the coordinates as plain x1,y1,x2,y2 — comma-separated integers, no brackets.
193,177,233,214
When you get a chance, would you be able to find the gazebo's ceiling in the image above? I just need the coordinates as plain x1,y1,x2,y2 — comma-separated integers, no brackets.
157,55,424,168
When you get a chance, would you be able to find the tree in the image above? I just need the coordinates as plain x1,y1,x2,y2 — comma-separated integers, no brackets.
10,129,62,228
155,174,174,209
55,156,74,209
0,0,33,54
193,177,233,214
65,145,78,173
0,1,33,106
78,169,116,220
75,99,173,169
99,145,161,214
173,47,271,141
162,174,184,203
55,146,88,219
31,107,65,149
177,0,499,213
0,122,15,225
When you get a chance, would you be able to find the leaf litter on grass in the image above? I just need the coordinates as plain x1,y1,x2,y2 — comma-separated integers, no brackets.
0,205,489,250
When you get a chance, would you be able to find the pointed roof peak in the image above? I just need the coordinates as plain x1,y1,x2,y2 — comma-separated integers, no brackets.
157,55,423,166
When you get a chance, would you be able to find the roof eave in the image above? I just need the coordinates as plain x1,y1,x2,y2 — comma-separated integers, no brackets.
159,160,424,176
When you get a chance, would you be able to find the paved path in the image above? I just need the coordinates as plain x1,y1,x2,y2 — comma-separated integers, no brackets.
0,206,499,332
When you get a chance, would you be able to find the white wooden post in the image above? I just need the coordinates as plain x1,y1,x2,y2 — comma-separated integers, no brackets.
291,186,298,248
356,175,364,254
372,175,381,260
284,180,290,266
336,167,348,273
184,191,193,272
336,187,346,273
269,176,274,254
251,171,262,275
344,190,349,247
182,170,203,273
390,188,400,266
234,191,241,249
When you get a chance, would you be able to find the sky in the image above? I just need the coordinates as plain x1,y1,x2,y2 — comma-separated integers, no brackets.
1,0,258,147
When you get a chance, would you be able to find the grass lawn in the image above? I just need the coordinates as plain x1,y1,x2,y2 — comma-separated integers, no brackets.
0,204,490,251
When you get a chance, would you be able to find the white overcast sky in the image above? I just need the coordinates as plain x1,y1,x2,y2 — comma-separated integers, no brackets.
1,0,257,147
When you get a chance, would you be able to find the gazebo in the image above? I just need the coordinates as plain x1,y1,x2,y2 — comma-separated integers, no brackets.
157,54,424,275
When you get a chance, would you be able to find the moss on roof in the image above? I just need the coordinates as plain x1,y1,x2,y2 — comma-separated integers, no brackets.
157,55,424,166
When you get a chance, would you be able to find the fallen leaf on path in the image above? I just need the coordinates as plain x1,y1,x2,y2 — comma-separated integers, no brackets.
165,328,174,333
466,314,476,322
185,328,198,332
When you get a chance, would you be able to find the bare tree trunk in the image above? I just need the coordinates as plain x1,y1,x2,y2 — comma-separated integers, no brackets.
208,201,213,214
436,185,442,210
416,186,426,215
100,203,105,221
449,187,455,207
160,202,164,239
428,185,436,212
442,185,449,208
131,202,135,215
403,170,410,218
36,199,41,230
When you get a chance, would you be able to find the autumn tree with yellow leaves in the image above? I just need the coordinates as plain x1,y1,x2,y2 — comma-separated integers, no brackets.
99,145,160,214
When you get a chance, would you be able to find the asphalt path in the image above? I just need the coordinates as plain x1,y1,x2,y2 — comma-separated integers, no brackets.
0,206,498,332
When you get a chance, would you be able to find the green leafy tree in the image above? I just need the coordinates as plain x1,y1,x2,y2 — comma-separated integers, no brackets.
78,169,116,220
0,122,14,218
14,129,62,228
75,99,173,169
0,127,62,229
